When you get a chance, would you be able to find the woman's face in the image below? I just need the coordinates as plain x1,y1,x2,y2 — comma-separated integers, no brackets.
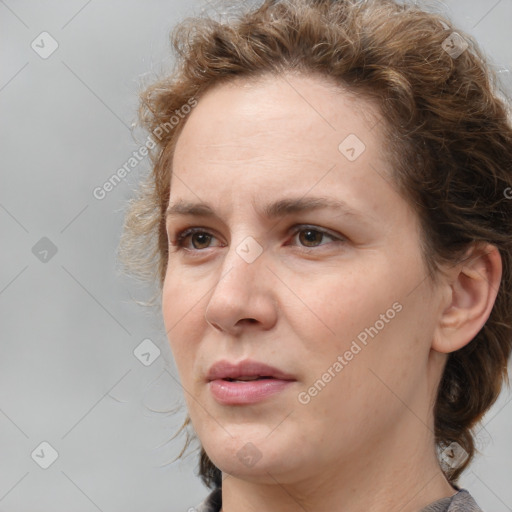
162,73,446,484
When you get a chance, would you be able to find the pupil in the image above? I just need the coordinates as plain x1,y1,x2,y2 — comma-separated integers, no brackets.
301,229,320,247
193,233,210,249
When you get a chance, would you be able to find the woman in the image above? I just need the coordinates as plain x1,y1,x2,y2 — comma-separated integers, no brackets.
119,0,512,510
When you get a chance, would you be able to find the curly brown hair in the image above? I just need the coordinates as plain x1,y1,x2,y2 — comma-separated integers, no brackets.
118,0,512,487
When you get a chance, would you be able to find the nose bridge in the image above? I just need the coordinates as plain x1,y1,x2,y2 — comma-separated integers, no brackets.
205,234,276,331
214,233,266,297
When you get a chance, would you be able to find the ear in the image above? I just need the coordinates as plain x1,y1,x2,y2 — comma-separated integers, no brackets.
432,243,502,354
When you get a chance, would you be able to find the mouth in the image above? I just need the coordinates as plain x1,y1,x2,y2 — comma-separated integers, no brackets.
206,359,296,382
206,359,296,405
222,376,274,382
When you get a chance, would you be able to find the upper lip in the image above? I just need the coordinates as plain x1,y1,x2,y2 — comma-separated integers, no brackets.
206,359,296,382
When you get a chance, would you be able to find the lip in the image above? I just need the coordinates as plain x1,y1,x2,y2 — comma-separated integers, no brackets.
206,359,296,381
206,359,296,405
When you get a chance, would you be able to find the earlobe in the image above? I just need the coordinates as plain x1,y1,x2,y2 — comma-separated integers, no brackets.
432,244,502,354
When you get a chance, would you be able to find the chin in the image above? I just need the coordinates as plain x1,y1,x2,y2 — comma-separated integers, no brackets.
202,430,307,483
212,455,297,484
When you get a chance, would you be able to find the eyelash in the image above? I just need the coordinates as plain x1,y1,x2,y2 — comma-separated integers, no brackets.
170,225,344,255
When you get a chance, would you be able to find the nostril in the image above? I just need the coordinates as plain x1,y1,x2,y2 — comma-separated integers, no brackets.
234,318,258,327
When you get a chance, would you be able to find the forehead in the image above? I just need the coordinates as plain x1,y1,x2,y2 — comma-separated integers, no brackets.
170,73,398,222
174,72,382,164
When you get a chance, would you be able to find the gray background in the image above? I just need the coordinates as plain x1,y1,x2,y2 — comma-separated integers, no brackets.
0,1,511,511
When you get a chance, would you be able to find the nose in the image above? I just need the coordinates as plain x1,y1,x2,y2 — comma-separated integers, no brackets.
204,239,278,334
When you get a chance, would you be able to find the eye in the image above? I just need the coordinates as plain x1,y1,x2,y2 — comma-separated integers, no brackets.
288,225,342,250
171,227,222,251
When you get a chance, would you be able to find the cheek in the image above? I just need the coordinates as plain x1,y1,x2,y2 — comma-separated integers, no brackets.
289,257,428,395
162,271,204,374
286,261,394,349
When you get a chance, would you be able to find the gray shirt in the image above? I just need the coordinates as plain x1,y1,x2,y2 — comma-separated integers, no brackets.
195,487,483,512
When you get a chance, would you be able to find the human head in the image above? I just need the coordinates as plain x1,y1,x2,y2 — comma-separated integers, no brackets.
119,0,512,487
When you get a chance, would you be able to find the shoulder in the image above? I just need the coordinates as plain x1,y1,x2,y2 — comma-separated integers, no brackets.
447,489,485,512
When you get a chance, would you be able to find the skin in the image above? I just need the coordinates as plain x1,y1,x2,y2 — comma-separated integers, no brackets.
161,73,501,512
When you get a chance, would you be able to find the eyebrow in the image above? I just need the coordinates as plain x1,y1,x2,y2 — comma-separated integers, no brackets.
165,196,367,223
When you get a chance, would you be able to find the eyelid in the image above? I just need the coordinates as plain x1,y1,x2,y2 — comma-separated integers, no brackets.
287,224,343,242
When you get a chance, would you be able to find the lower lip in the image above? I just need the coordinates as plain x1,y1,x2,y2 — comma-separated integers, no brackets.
209,378,295,405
